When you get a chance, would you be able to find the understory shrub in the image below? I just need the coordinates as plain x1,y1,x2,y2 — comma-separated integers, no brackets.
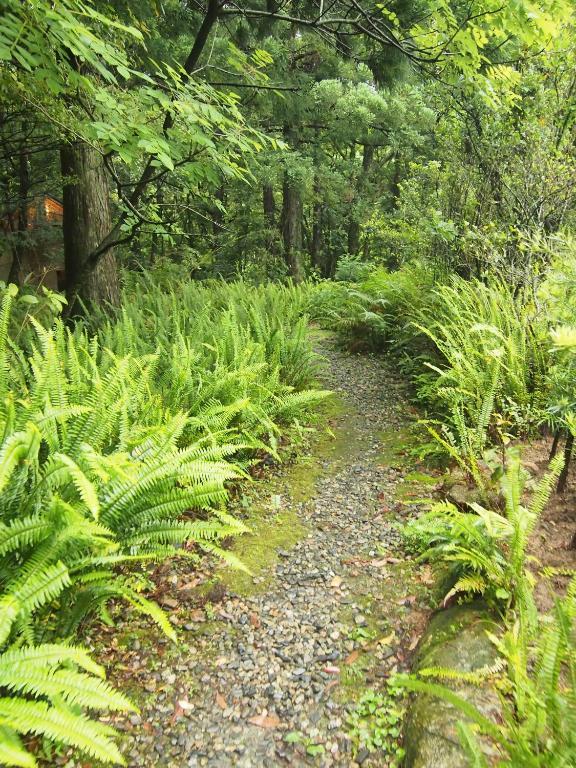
400,451,575,767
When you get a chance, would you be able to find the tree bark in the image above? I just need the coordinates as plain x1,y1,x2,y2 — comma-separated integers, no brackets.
557,432,574,494
310,197,323,270
281,174,303,282
7,139,30,285
347,143,373,256
60,143,119,312
263,184,276,228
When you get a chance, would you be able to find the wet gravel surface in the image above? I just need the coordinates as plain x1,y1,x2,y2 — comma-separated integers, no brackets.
97,338,432,767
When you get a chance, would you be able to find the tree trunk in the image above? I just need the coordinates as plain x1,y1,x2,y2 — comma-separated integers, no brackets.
557,432,574,494
281,174,303,282
347,143,373,256
8,136,31,284
60,143,119,312
347,220,360,256
310,198,323,271
263,184,276,228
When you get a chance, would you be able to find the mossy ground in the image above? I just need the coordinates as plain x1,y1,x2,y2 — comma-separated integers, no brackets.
217,391,361,596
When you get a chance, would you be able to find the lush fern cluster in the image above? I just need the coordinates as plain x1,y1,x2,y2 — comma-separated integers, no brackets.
0,277,327,766
401,449,575,765
404,448,563,609
308,264,433,351
90,276,326,449
412,277,549,437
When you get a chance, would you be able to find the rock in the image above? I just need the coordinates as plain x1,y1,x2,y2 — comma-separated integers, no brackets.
403,602,502,768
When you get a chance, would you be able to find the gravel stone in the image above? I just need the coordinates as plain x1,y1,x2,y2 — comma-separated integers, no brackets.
101,338,426,768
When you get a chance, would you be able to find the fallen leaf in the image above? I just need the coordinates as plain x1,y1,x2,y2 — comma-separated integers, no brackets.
215,693,228,710
248,712,280,729
178,579,201,591
344,650,359,665
189,608,205,622
409,635,420,651
330,575,343,588
419,566,435,585
385,557,402,564
323,665,340,674
178,699,194,711
161,597,178,609
379,631,396,646
397,594,417,606
249,612,261,628
369,558,388,569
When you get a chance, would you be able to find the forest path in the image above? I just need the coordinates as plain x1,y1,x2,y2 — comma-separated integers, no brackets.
103,334,433,768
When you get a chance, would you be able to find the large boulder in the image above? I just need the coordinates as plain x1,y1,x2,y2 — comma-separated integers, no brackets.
404,602,502,768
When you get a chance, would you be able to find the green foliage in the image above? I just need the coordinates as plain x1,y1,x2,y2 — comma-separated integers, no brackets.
347,684,405,765
404,448,563,609
398,577,576,767
91,275,327,449
412,277,549,435
0,644,134,766
0,278,326,765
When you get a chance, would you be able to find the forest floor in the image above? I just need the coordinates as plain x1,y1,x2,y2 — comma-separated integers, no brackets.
85,334,443,767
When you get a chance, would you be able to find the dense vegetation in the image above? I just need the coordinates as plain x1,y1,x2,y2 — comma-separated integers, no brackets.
2,0,576,765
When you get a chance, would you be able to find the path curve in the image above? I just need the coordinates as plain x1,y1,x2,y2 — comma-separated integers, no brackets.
102,337,431,768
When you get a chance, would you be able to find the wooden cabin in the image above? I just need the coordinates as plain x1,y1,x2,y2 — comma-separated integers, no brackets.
0,194,65,289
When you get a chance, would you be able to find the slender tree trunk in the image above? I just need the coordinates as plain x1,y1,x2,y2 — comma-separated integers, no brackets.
8,136,30,284
347,220,360,256
281,174,303,282
549,430,561,460
263,184,275,228
347,143,373,256
557,432,574,494
61,143,119,311
310,198,323,270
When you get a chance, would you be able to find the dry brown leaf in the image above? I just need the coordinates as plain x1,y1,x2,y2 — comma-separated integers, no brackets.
330,575,343,588
249,612,261,628
215,693,228,710
344,650,359,665
323,665,340,675
178,579,201,591
247,712,280,729
397,594,417,606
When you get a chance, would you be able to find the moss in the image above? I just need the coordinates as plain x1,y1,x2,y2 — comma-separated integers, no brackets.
218,508,307,595
403,471,439,486
218,391,363,596
379,427,413,468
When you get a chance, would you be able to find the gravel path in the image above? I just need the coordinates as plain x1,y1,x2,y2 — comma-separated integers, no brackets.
100,336,432,768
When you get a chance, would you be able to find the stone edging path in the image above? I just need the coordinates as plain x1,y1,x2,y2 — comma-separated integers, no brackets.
93,334,436,768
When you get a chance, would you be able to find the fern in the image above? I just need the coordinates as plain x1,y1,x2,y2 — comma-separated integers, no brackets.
0,279,328,765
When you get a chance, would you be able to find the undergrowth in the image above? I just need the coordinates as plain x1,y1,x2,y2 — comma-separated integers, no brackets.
0,276,328,766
